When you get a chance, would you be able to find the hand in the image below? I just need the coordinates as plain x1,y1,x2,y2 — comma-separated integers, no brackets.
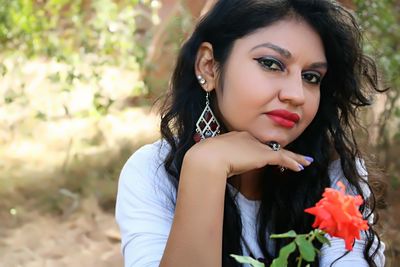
186,131,313,179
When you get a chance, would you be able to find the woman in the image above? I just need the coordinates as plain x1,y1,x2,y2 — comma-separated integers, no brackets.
116,0,386,266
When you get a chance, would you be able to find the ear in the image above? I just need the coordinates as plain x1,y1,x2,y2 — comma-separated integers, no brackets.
195,42,218,92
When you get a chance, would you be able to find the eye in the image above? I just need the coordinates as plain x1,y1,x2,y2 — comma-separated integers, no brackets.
302,71,322,85
254,57,284,71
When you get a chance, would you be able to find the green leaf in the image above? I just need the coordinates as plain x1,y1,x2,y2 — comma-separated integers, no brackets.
230,254,265,267
315,233,331,246
295,236,316,262
270,230,297,239
270,242,296,267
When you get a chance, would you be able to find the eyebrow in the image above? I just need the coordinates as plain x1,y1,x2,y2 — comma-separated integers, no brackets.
250,42,292,58
308,62,328,70
250,42,328,70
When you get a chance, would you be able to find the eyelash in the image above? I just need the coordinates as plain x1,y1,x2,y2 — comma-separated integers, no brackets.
302,72,322,85
255,57,284,72
254,57,322,85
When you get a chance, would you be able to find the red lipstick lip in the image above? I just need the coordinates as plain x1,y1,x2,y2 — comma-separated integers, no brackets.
265,110,300,122
265,109,300,128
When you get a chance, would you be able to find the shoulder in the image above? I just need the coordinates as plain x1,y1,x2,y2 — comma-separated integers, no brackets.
120,139,172,183
117,139,176,209
328,158,368,180
123,139,171,171
328,158,370,197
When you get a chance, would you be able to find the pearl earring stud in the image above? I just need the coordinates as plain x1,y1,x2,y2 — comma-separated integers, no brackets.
197,75,207,85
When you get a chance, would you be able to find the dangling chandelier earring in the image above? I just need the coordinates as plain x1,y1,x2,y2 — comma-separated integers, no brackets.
193,75,221,143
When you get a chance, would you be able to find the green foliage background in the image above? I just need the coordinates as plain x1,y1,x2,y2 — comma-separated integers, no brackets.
0,0,155,119
0,0,145,60
355,0,400,188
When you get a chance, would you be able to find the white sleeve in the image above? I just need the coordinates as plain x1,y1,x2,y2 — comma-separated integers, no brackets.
115,144,175,267
319,235,385,267
319,159,386,266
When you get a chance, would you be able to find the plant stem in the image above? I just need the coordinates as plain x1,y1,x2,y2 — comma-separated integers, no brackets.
309,231,316,242
297,257,303,267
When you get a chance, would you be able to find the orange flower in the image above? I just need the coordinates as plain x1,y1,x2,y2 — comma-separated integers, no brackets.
304,181,369,250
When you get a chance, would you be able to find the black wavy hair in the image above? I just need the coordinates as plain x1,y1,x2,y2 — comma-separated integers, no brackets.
157,0,386,266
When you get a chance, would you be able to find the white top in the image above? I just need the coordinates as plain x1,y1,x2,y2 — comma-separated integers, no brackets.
115,139,385,267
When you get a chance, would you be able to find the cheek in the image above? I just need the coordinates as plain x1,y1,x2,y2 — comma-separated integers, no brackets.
218,64,266,122
223,63,274,108
305,90,320,123
218,86,253,128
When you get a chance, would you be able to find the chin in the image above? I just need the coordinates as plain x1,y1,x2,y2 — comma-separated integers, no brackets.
254,133,290,147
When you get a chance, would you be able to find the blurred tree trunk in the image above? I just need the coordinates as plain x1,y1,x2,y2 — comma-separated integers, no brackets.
141,0,215,95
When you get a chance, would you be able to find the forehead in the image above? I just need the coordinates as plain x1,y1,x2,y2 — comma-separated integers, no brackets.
233,18,326,61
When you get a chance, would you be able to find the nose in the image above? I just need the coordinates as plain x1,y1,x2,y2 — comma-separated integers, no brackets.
278,72,305,106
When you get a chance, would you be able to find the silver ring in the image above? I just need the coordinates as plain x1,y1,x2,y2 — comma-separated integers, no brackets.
279,166,287,173
267,141,281,151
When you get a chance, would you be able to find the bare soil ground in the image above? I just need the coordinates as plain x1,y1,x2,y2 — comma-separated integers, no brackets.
0,106,160,267
0,198,123,267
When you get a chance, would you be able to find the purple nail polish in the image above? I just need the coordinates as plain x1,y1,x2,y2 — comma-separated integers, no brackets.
298,164,304,171
304,156,314,163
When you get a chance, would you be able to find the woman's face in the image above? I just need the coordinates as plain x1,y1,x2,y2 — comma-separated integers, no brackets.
214,18,327,147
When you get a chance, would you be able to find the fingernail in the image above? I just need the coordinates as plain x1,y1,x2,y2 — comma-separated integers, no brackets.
304,156,314,163
298,164,304,171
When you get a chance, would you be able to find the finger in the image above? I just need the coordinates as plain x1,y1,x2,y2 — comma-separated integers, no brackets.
279,154,304,172
262,146,308,172
263,150,301,172
283,150,314,167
